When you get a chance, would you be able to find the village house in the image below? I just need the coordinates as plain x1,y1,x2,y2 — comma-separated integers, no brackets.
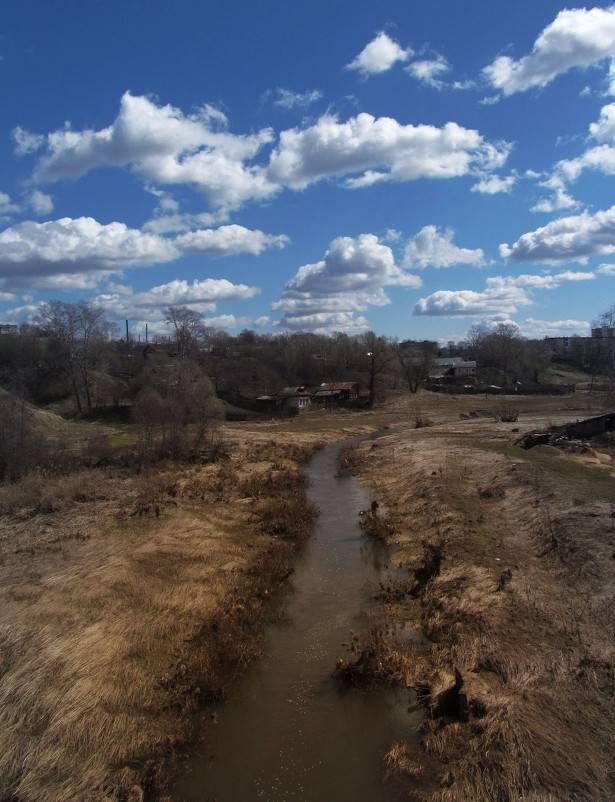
255,386,313,414
308,381,360,407
281,387,313,411
256,381,361,414
429,357,477,383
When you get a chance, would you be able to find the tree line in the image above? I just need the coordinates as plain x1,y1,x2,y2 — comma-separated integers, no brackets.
1,300,610,420
3,299,614,482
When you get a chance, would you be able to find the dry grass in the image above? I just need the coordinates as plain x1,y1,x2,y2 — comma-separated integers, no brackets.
0,425,321,801
344,393,615,800
2,391,614,801
333,613,417,688
358,502,395,542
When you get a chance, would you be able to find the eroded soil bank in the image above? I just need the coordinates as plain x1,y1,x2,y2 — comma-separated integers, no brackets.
344,402,615,800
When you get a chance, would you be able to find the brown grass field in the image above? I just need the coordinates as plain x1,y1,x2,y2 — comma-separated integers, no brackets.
1,387,614,800
339,390,615,801
0,418,340,801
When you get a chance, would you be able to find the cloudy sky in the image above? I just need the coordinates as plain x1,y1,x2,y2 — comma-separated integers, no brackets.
2,1,615,342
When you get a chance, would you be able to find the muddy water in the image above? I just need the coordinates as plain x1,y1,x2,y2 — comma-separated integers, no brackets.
172,439,423,801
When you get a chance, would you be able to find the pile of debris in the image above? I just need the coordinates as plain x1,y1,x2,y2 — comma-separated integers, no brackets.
515,412,615,451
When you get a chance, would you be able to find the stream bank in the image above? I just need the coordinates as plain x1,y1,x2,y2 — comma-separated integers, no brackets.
345,416,615,801
170,438,425,801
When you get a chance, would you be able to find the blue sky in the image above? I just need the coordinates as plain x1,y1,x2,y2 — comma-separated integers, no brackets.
2,1,615,343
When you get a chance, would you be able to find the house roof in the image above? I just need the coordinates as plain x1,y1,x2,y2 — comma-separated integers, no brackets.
432,357,464,366
322,381,359,390
279,386,312,397
143,343,178,355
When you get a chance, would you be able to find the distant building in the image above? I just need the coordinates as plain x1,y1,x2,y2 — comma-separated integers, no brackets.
545,336,574,357
546,329,615,365
592,327,615,339
256,381,361,414
255,386,312,413
143,343,178,359
282,387,313,411
429,357,476,382
0,324,17,335
309,382,360,405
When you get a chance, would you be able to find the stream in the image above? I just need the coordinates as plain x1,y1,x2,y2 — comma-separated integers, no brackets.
171,437,424,801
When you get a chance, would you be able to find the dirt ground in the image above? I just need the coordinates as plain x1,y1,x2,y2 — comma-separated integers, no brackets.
1,391,614,800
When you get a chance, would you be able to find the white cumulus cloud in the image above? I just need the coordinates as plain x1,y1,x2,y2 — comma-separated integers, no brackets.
175,225,289,255
12,126,45,156
346,32,412,76
31,92,276,212
28,190,54,215
471,173,516,194
556,143,615,183
412,270,594,318
0,217,178,278
518,318,590,337
590,103,615,141
267,113,510,190
403,226,485,269
483,6,615,96
286,234,420,294
533,103,615,205
0,191,20,221
275,233,421,333
406,55,450,89
274,88,323,110
97,277,260,320
21,93,509,215
530,175,580,214
500,205,615,263
202,314,253,330
0,216,289,293
413,282,531,317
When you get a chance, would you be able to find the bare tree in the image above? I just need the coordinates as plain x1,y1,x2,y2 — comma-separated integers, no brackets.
472,323,524,385
464,324,485,361
520,340,553,383
399,341,434,393
132,359,223,460
359,331,397,407
0,392,48,481
34,300,108,412
165,306,213,360
592,304,615,330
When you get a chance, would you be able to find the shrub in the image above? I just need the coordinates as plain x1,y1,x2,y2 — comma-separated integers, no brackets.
0,394,50,482
494,403,519,422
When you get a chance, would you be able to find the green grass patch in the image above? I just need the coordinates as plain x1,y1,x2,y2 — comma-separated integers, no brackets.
523,449,614,501
465,438,615,503
105,430,137,447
